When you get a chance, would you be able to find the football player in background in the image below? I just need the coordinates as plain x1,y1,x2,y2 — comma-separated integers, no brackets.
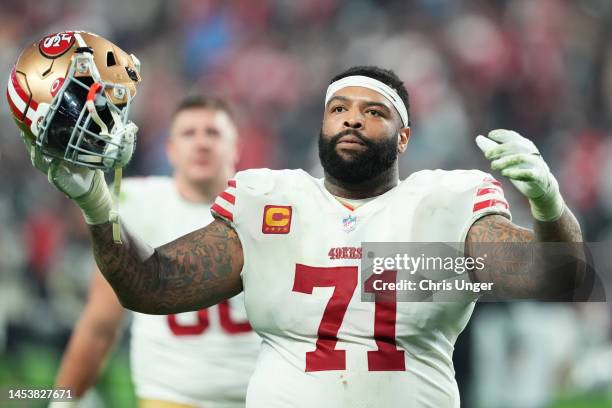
53,94,261,408
9,31,585,407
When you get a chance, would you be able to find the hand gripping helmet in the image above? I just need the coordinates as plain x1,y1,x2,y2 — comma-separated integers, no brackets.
7,31,141,170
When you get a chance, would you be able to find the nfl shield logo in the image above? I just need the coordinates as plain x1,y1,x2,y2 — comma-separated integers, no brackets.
342,214,357,233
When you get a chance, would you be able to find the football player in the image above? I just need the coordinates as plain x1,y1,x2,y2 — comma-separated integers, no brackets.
8,32,585,407
53,95,260,408
6,32,260,408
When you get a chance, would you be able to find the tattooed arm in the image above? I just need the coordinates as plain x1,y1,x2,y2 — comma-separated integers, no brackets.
469,129,586,299
89,218,243,314
465,207,585,299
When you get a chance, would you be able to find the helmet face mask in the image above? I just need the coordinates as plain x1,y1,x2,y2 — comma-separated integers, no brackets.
7,31,141,171
38,51,137,169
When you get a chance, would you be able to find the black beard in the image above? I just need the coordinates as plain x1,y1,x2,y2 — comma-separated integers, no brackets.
318,128,398,184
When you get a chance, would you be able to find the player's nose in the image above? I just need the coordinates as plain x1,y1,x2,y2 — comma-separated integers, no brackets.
343,114,364,129
194,132,213,149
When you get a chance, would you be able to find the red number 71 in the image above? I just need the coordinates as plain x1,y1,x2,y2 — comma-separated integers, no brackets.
292,264,405,372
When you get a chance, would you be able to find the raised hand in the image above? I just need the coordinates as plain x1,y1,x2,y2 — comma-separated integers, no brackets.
476,129,564,221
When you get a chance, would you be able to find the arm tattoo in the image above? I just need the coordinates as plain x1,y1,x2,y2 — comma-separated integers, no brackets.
466,207,585,299
533,206,583,243
89,218,244,314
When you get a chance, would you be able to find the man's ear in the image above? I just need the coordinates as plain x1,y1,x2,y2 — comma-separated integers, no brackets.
397,127,410,154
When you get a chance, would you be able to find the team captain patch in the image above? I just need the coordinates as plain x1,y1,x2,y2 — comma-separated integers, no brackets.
262,205,292,234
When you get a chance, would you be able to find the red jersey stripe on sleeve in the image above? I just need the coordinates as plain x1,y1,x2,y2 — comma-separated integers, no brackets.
212,203,234,222
473,199,509,212
219,191,236,205
472,175,510,216
213,183,236,222
483,176,502,188
476,187,503,196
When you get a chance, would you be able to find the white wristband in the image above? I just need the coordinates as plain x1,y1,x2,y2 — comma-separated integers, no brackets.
528,178,565,222
73,170,112,225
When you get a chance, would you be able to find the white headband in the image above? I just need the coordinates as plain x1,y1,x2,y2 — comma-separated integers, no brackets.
325,75,408,127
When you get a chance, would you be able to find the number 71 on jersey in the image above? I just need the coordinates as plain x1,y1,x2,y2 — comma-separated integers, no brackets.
293,264,405,372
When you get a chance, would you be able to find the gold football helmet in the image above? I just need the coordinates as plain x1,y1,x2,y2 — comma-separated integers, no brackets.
7,31,141,170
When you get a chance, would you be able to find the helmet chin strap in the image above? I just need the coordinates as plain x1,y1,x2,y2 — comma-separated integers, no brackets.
110,166,123,243
84,81,133,243
76,82,108,165
85,81,137,168
104,107,138,242
85,82,109,136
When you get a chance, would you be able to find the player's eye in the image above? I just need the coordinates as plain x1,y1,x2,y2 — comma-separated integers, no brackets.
366,109,383,117
331,105,346,113
206,128,221,139
180,129,196,138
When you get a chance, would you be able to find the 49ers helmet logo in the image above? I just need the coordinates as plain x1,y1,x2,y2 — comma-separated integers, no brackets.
39,32,75,58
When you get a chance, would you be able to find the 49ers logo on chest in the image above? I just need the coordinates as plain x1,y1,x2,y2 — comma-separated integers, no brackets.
262,205,292,234
39,32,76,58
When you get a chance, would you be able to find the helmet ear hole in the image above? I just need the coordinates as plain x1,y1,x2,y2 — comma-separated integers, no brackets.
125,67,139,81
106,51,116,67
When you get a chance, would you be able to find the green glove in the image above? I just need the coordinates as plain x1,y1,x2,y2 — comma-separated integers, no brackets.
476,129,565,222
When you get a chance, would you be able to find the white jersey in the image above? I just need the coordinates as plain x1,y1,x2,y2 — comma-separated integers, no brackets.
212,169,511,408
120,177,261,408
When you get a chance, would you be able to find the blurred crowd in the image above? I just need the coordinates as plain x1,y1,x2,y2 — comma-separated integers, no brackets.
0,0,611,407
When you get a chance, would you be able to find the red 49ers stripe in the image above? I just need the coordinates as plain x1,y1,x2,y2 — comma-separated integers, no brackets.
219,191,235,205
483,177,502,188
7,66,38,126
474,176,508,212
213,183,236,222
212,203,234,222
6,88,24,120
473,199,509,212
11,69,28,105
10,67,38,110
476,187,503,196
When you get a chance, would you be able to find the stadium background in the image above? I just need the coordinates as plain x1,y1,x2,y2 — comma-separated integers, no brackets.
0,0,611,407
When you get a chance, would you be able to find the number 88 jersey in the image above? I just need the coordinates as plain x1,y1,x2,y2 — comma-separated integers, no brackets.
212,168,511,408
